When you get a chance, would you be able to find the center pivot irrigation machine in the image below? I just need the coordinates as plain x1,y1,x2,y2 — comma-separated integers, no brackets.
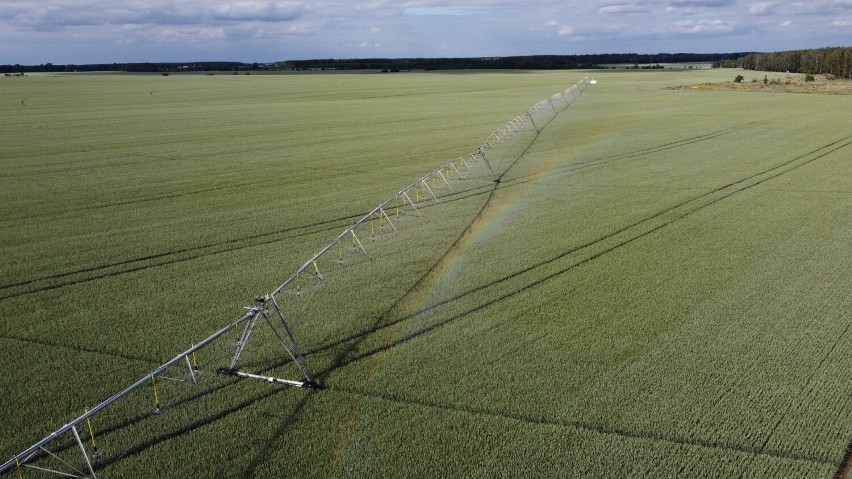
1,77,592,478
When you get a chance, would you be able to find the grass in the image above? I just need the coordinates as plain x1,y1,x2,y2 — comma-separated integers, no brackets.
1,68,851,477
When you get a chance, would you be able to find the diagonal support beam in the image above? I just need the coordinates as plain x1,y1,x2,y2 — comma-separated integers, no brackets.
269,295,316,385
420,179,439,203
229,306,264,369
402,191,420,216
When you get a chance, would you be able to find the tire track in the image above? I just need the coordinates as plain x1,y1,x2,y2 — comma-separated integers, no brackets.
0,216,358,300
94,386,298,472
62,180,257,212
505,118,778,186
0,333,159,364
314,134,852,374
323,384,836,469
1,213,354,288
0,182,498,301
1,101,567,299
2,167,325,223
309,122,756,353
0,152,187,182
2,179,258,225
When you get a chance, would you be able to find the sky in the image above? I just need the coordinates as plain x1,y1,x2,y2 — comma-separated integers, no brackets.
1,1,850,64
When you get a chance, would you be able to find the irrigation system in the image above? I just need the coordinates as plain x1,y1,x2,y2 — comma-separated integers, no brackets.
1,77,591,478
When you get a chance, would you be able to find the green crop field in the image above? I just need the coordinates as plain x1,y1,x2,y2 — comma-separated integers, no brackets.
1,69,851,478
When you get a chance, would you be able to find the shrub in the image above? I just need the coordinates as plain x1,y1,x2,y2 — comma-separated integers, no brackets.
734,75,744,83
805,73,815,82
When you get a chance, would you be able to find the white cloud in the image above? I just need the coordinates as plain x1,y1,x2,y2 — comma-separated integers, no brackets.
831,18,851,25
284,23,312,35
544,19,577,37
672,18,733,33
1,0,307,30
779,20,792,26
344,41,381,48
155,26,226,41
749,2,776,15
668,0,733,7
208,2,305,22
403,6,489,16
599,3,650,13
788,0,852,15
665,0,733,14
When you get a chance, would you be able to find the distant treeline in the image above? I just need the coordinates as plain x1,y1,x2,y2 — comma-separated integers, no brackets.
0,62,270,74
280,53,744,71
2,53,745,74
716,47,852,79
8,50,848,77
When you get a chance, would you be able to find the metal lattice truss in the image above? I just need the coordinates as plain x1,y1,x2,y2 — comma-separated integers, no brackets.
0,77,592,479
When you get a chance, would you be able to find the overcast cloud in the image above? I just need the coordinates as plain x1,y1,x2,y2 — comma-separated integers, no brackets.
1,0,849,64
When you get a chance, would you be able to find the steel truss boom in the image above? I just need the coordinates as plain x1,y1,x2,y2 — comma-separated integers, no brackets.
0,77,592,478
0,309,259,476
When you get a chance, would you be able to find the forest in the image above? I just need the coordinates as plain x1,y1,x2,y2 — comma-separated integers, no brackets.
279,53,743,70
2,53,742,74
718,47,852,79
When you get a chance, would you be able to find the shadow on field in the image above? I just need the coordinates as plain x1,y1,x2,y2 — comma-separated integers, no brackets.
313,124,544,382
290,131,852,478
311,131,852,378
242,393,315,477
